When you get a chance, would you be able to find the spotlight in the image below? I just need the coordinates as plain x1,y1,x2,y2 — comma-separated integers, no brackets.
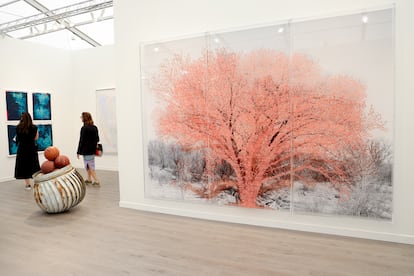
90,12,97,22
99,8,106,19
362,15,368,23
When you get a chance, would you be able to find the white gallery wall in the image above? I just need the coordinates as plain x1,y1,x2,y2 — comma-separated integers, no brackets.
71,46,117,171
0,37,73,181
115,0,414,244
0,38,117,181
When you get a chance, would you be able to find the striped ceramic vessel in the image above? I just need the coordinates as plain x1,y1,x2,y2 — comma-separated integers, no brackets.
33,165,86,213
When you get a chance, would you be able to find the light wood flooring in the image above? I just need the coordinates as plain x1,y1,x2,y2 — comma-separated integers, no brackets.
1,170,414,276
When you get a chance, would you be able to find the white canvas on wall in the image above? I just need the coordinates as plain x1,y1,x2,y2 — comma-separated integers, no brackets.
96,88,117,154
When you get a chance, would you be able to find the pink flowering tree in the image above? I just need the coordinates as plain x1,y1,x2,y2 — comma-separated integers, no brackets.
151,49,383,207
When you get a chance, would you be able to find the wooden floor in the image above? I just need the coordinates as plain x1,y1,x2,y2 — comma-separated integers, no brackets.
1,170,414,276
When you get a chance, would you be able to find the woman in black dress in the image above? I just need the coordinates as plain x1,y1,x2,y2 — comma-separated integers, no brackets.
14,112,41,190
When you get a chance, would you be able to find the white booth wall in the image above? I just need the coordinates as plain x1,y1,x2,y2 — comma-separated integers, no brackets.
0,38,72,181
115,0,414,244
0,38,117,181
72,46,118,171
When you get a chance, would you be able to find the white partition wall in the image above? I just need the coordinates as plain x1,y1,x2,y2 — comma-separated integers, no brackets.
0,38,73,182
0,38,117,181
71,46,117,171
115,0,414,244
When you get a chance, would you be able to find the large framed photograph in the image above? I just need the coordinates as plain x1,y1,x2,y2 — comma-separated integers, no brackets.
140,8,394,220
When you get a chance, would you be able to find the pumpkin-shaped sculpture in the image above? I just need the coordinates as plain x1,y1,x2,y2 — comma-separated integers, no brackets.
54,155,70,169
40,160,55,174
44,146,60,161
33,165,86,213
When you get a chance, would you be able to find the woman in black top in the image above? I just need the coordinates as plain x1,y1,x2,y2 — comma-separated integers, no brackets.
77,112,100,186
15,112,41,190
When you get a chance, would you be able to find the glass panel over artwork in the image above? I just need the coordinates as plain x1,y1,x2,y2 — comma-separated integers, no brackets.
140,7,394,220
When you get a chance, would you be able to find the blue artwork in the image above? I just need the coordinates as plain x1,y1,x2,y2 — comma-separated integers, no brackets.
33,93,51,120
7,125,18,155
37,124,53,151
6,91,28,120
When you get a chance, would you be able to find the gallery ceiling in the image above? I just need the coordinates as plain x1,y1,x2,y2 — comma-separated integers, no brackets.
0,0,113,50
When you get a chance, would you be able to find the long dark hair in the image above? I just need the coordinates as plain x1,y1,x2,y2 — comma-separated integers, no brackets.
81,112,94,126
17,112,34,134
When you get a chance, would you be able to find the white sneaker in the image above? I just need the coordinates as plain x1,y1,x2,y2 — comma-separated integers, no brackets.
24,185,32,190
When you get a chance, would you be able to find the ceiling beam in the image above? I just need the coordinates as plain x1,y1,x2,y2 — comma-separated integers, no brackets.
0,0,113,47
18,15,113,39
22,0,107,47
0,0,20,8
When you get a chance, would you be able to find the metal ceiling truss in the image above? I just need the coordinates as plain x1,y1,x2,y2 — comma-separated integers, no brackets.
0,0,113,47
0,0,20,8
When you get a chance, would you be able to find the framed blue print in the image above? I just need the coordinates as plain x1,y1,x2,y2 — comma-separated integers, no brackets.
33,92,51,120
7,125,18,155
6,91,28,121
37,124,53,151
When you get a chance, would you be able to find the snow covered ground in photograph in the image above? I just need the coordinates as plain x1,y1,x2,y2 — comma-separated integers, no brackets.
146,166,392,220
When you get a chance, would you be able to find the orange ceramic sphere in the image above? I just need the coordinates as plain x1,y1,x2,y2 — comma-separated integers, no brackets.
41,160,55,174
54,155,70,169
44,146,60,161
